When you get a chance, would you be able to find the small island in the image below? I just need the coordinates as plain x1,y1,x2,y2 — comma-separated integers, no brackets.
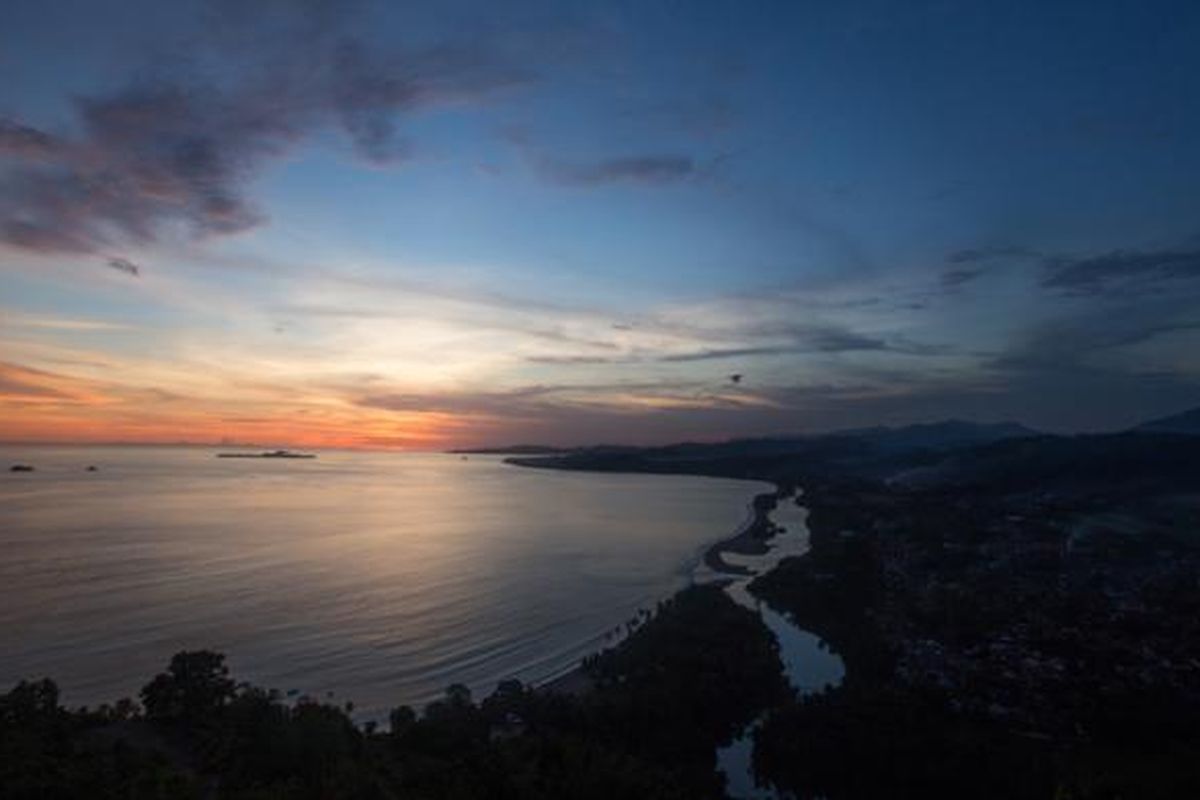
216,449,317,459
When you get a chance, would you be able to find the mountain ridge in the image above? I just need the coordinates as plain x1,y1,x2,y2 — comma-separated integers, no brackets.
1134,405,1200,435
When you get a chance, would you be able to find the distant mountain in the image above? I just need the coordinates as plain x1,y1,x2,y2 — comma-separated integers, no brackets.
837,419,1038,453
507,420,1041,482
1135,406,1200,435
894,432,1200,496
487,421,1035,462
448,445,571,455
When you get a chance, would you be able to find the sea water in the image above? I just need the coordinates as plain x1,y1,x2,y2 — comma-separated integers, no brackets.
0,446,764,718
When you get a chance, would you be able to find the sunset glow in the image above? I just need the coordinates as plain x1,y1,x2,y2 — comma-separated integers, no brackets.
3,1,1198,448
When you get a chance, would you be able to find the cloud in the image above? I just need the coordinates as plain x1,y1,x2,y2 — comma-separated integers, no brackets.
1041,248,1200,295
356,379,729,421
106,257,141,277
5,314,131,332
940,266,984,288
947,245,1036,265
654,320,916,360
542,154,696,186
659,346,805,363
525,355,622,365
354,386,747,446
0,362,70,401
659,338,885,363
789,325,890,353
0,4,529,256
973,282,1200,430
0,120,65,161
993,316,1200,373
0,361,105,404
522,317,933,367
938,245,1037,289
358,385,555,418
353,368,1039,446
283,298,621,354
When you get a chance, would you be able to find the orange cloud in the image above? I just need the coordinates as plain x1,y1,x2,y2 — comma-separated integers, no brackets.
0,361,110,406
0,359,463,449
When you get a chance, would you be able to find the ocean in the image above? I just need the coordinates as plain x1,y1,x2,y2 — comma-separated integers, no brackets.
0,446,763,718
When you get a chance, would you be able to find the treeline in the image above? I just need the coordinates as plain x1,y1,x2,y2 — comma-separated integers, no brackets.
1,584,785,800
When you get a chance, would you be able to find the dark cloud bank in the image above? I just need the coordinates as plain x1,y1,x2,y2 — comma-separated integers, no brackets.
106,257,141,277
938,243,1200,297
0,2,528,257
1042,248,1200,295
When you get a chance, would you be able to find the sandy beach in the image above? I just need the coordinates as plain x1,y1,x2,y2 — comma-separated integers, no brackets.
701,490,783,575
537,488,786,697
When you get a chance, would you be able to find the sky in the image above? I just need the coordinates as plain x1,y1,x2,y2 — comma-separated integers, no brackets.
2,0,1199,449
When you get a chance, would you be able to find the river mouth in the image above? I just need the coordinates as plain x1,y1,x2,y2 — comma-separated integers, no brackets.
697,491,845,799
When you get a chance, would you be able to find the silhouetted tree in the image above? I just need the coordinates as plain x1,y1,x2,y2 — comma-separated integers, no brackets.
0,678,59,728
389,705,416,736
140,650,235,725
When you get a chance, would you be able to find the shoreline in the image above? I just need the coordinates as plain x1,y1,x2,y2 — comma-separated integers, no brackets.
701,489,783,576
537,487,788,698
538,665,594,696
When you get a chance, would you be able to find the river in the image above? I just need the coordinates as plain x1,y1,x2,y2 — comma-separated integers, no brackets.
701,493,846,799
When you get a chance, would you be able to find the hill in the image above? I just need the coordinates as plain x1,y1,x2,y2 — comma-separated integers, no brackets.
508,420,1040,483
838,419,1037,453
1135,406,1200,436
893,432,1200,498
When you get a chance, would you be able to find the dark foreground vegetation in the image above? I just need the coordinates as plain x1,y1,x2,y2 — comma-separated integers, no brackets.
747,477,1200,799
1,585,786,800
7,414,1200,798
517,414,1200,798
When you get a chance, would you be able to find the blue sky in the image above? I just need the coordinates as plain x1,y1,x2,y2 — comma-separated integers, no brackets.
2,0,1199,446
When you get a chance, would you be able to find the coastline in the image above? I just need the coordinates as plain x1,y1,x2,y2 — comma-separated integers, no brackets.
537,486,790,698
538,664,594,696
701,489,782,576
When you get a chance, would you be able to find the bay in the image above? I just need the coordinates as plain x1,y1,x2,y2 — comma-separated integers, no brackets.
0,446,764,718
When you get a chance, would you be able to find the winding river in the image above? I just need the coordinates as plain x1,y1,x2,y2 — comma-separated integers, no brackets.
698,494,846,800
